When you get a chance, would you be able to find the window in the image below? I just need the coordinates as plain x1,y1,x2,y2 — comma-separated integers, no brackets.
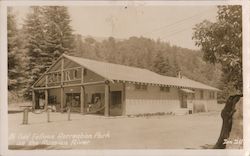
192,93,195,99
66,93,80,107
200,90,204,99
110,91,122,108
73,69,78,78
48,96,57,105
135,84,147,90
84,69,87,76
210,92,215,99
160,86,170,92
141,85,147,90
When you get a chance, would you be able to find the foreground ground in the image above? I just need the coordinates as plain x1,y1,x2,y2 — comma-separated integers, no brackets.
8,106,224,150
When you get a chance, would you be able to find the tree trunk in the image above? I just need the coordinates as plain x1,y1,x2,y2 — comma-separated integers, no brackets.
214,94,243,149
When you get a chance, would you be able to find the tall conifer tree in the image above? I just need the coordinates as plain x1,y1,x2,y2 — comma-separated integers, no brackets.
43,6,74,65
8,8,23,91
23,6,46,94
23,6,74,98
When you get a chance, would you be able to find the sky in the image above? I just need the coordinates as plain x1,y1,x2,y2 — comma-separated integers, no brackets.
13,5,218,50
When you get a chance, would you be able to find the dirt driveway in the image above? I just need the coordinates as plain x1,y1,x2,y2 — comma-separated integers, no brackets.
8,111,222,149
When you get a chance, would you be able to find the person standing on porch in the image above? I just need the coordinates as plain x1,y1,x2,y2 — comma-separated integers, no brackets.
94,97,101,109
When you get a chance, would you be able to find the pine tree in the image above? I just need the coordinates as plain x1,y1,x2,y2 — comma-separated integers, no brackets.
72,34,84,57
172,46,181,77
43,6,74,66
152,52,174,76
23,6,74,98
23,6,46,95
7,8,22,91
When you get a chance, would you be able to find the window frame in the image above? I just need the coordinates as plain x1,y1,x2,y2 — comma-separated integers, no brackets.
210,91,215,99
134,84,148,91
160,86,170,92
200,90,204,99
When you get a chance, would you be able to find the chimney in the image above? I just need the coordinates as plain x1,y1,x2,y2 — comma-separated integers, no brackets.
177,71,182,79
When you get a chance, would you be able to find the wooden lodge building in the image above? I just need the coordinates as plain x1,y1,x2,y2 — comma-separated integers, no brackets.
32,54,220,116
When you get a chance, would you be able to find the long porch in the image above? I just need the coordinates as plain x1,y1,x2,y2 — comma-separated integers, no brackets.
31,55,126,116
32,82,126,116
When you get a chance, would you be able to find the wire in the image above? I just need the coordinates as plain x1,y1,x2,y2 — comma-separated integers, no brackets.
161,25,194,40
142,8,215,36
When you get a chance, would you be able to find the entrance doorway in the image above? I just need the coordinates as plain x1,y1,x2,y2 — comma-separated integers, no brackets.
181,94,188,108
66,93,80,112
110,91,122,116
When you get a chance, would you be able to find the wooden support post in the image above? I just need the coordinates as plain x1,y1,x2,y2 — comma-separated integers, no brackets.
122,83,126,116
80,86,85,114
81,68,85,83
61,57,64,79
67,106,71,121
22,108,29,125
60,87,64,112
45,75,48,110
32,90,35,109
104,83,110,117
80,67,85,114
60,57,64,112
45,89,48,110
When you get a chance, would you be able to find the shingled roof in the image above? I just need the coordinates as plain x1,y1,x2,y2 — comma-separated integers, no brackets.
63,54,219,91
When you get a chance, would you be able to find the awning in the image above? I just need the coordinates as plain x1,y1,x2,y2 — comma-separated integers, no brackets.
180,88,195,93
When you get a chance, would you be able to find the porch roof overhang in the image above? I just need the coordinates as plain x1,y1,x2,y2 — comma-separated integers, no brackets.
180,88,195,94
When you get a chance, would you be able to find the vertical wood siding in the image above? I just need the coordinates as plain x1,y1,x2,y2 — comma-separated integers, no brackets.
125,84,218,115
125,84,180,115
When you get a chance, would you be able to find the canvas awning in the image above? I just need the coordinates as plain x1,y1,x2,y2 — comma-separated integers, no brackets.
180,88,195,93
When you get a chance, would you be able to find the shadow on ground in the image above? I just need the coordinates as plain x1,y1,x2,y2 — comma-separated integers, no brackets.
200,144,214,149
